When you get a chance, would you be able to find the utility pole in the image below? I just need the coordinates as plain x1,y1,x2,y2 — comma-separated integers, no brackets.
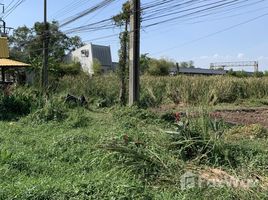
0,3,5,37
129,0,140,106
41,0,49,92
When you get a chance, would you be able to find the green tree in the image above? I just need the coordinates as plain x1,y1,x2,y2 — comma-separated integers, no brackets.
147,58,174,76
140,53,151,74
253,71,264,78
179,61,195,68
9,21,84,72
188,60,195,68
179,61,188,68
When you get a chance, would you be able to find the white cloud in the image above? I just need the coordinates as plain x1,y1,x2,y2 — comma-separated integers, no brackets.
237,53,244,59
199,55,209,59
258,56,268,60
213,54,219,59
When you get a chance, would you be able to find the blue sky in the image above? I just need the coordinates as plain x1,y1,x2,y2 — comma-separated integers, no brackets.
1,0,268,71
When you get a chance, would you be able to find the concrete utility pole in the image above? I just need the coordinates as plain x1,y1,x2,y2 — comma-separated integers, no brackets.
129,0,140,106
41,0,49,92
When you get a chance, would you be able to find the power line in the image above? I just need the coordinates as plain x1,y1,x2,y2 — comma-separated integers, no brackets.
150,11,268,56
3,0,26,19
62,0,265,34
51,0,90,19
59,0,116,27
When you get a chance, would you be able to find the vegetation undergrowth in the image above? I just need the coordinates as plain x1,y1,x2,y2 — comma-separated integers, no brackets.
53,74,268,108
1,76,268,199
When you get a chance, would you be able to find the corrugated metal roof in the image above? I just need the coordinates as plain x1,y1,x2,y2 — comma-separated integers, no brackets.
170,67,226,75
179,67,226,75
91,44,112,67
0,59,30,67
0,37,9,58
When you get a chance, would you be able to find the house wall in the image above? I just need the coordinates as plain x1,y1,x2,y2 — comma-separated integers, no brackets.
66,43,113,75
69,44,94,74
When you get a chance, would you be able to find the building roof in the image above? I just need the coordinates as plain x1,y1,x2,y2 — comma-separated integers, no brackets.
170,67,226,75
91,44,112,67
0,58,30,67
179,67,226,75
0,37,9,58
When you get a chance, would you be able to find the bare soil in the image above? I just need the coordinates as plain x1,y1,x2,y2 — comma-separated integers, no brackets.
212,108,268,129
151,104,268,129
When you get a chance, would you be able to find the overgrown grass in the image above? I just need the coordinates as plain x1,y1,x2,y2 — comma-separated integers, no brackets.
1,75,268,199
53,74,268,108
0,103,267,199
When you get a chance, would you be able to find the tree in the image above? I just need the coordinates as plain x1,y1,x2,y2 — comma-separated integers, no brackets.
188,60,195,68
9,21,84,73
113,2,131,106
9,26,34,62
180,61,188,68
140,53,151,74
147,58,174,76
179,61,195,68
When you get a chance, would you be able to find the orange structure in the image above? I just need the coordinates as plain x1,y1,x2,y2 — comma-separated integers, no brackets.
0,37,30,84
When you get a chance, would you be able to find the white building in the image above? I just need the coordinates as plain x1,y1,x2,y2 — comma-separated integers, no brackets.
66,43,114,75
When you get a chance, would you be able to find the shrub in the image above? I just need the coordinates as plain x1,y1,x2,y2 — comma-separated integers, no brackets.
58,74,119,107
93,58,102,75
0,87,39,121
57,62,82,77
66,108,91,128
25,98,67,123
147,58,174,76
166,114,235,166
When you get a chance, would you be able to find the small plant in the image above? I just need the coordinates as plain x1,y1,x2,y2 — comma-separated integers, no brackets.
25,98,68,123
166,113,235,166
66,108,91,128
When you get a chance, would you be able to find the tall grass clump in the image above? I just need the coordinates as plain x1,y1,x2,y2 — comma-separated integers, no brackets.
57,74,120,107
46,74,268,108
23,97,68,124
0,86,40,120
141,76,268,106
165,112,237,166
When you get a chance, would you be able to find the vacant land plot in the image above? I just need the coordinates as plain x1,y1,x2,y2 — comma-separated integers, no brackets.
1,75,268,199
213,108,268,129
0,106,268,199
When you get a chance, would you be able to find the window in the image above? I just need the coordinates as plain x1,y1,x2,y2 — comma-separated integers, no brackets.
81,50,89,57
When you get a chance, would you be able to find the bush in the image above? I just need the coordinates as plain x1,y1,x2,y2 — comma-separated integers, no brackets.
0,87,39,121
58,74,119,107
227,70,249,78
147,58,174,76
57,62,82,77
93,58,102,75
166,113,235,166
25,98,67,123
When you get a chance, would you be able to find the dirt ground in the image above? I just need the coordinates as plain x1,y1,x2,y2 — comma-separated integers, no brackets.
212,108,268,129
152,104,268,129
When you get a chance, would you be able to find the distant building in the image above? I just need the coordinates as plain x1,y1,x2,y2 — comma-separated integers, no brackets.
169,67,226,76
66,43,114,75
